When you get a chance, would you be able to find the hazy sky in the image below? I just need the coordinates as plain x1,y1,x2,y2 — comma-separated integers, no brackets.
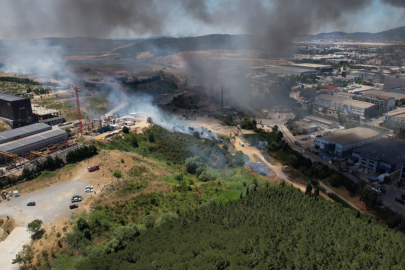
0,0,403,40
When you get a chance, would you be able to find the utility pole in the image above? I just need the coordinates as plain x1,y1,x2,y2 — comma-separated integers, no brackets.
221,87,224,124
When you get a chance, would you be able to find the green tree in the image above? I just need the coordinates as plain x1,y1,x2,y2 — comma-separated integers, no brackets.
77,218,89,232
305,183,312,196
122,126,129,134
15,244,33,268
27,219,43,237
272,125,279,133
143,214,156,229
147,117,153,125
148,133,155,143
185,157,205,174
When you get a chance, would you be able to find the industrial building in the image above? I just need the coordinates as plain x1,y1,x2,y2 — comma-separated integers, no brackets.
31,104,66,125
383,76,405,91
384,108,405,128
302,116,339,129
352,92,396,112
361,90,405,107
0,93,34,128
314,127,382,157
291,63,333,73
264,65,319,76
0,129,68,162
350,139,405,173
314,94,376,117
0,123,51,145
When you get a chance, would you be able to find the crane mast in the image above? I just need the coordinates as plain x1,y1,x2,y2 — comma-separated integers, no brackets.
61,81,83,134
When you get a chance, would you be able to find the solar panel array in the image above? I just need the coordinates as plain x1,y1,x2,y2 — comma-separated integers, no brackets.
0,129,67,153
0,93,26,102
0,123,52,144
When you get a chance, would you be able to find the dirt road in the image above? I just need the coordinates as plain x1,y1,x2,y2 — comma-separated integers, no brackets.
0,227,31,270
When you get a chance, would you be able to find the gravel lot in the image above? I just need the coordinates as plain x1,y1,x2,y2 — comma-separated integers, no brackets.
0,180,91,226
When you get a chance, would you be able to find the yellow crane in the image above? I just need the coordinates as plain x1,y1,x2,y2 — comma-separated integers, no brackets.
0,151,23,167
29,151,46,160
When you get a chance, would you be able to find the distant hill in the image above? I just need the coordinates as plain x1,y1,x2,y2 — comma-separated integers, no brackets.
300,26,405,43
112,34,264,58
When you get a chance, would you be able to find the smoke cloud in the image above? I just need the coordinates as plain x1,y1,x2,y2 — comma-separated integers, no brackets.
1,0,403,52
107,85,219,140
0,39,72,81
382,0,405,8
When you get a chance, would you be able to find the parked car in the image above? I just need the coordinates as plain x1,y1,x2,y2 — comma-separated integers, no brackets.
11,258,17,264
69,204,78,209
395,197,404,204
71,196,82,203
27,202,36,206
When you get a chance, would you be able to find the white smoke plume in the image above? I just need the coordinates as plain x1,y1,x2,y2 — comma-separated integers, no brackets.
0,39,73,82
107,85,219,140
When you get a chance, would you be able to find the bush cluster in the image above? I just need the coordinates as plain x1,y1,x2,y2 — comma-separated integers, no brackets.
66,145,97,163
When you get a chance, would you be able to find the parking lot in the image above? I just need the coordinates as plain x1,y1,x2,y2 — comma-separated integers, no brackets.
0,180,91,226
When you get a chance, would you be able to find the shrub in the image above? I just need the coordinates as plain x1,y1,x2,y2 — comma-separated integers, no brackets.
113,170,123,178
143,214,156,229
174,173,183,181
185,157,206,174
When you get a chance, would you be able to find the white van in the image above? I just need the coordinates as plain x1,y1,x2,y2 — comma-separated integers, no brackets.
239,142,245,147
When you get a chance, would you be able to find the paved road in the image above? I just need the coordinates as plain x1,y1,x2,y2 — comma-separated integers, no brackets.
0,227,31,270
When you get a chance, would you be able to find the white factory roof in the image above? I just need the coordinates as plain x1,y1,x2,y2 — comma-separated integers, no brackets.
0,129,67,153
385,108,405,117
361,90,405,100
320,127,381,145
0,123,52,145
316,94,376,108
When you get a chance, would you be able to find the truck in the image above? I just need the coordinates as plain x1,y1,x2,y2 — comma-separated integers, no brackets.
87,165,100,172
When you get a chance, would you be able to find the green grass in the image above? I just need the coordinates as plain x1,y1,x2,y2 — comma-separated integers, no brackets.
36,171,57,180
61,164,77,171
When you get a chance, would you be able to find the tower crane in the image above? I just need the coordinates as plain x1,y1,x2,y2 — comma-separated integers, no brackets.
62,81,83,134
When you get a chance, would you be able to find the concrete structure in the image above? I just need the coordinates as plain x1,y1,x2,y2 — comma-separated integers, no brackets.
351,139,405,173
352,92,396,112
0,129,68,162
314,94,376,117
303,116,339,128
0,123,51,145
0,93,34,128
361,90,405,107
265,65,319,76
383,76,405,91
334,92,356,99
384,108,405,128
31,104,65,125
293,121,318,133
314,127,382,157
291,63,333,73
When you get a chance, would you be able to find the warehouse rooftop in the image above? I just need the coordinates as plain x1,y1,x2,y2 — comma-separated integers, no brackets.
0,123,52,145
0,92,26,102
0,129,67,153
352,139,405,165
321,127,381,145
316,94,376,108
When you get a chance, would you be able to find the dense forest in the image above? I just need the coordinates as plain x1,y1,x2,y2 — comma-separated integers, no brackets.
75,184,405,270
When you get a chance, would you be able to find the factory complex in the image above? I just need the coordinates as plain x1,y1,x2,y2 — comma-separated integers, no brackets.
314,127,382,157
